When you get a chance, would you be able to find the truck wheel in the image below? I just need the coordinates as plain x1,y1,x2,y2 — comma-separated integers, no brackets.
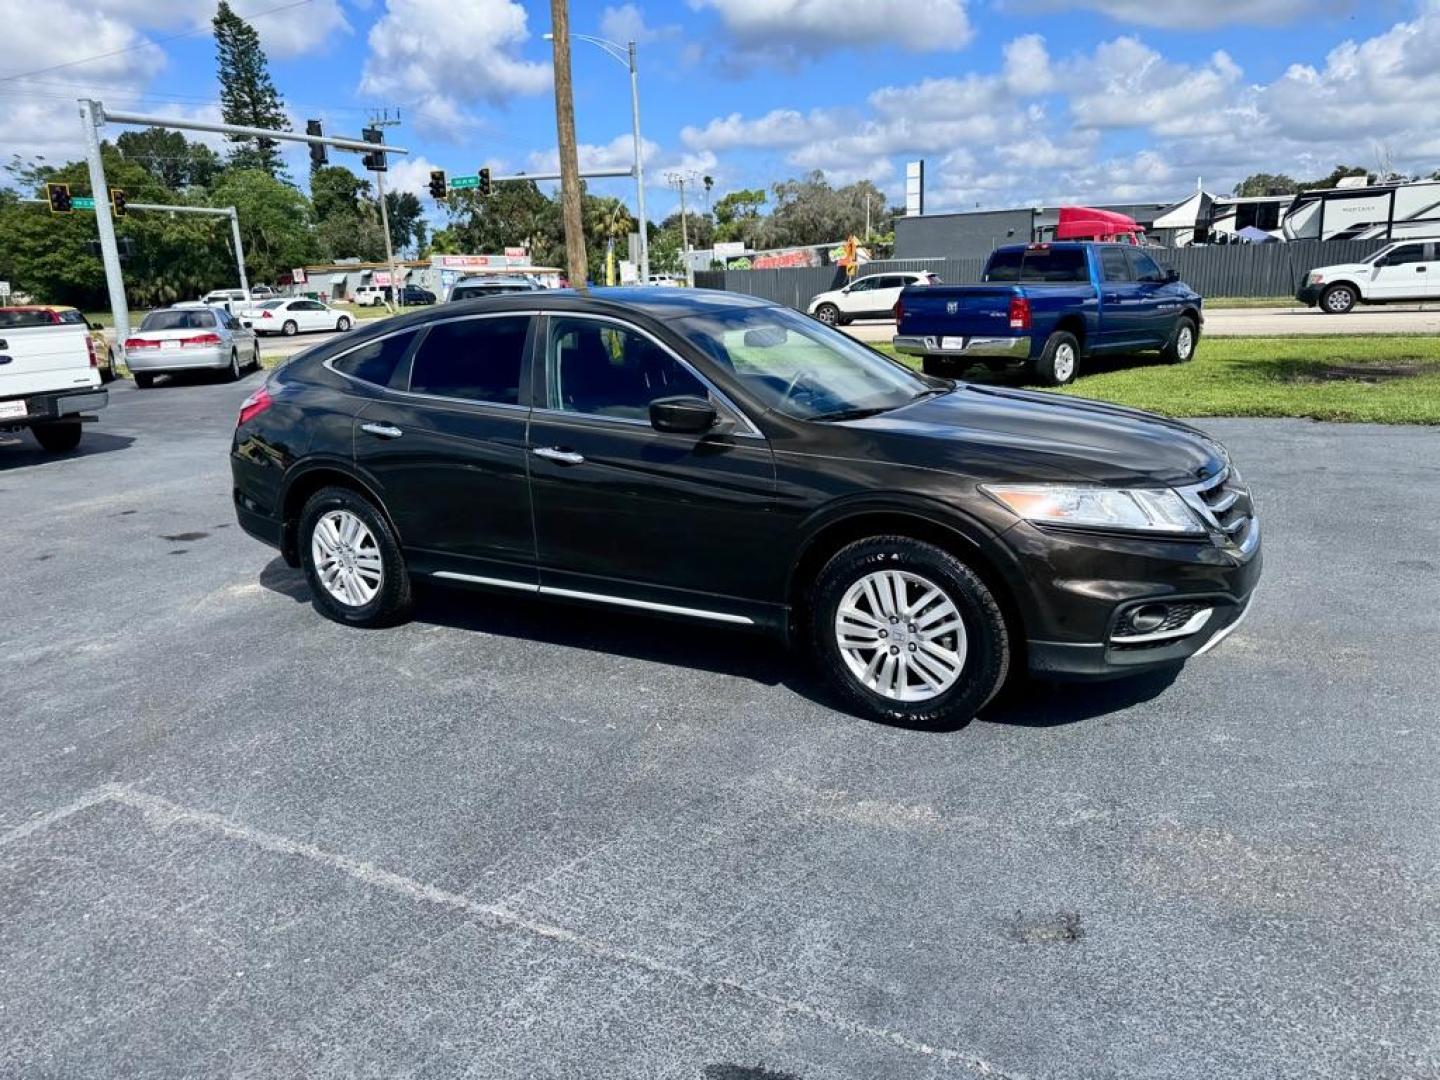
809,536,1010,729
814,303,839,326
921,356,963,379
1321,284,1357,314
133,372,154,389
1161,316,1199,364
1031,331,1080,387
32,421,82,453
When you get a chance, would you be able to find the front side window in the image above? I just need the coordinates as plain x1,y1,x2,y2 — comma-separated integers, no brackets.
332,330,418,387
677,304,929,422
1126,250,1165,283
548,318,707,420
1100,248,1132,283
409,316,530,404
1382,244,1426,266
848,277,877,293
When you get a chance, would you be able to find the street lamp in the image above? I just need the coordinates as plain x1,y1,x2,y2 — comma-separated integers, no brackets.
543,30,648,285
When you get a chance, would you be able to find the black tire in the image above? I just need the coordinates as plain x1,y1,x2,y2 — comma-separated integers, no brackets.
1320,284,1356,314
101,350,116,383
1031,330,1080,386
1161,316,1199,364
298,486,413,628
252,344,262,370
282,319,299,336
225,349,242,382
808,536,1010,729
921,355,963,378
336,316,352,332
132,372,154,389
32,421,82,453
814,303,840,326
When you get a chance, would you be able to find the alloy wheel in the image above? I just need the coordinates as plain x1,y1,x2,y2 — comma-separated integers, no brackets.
1177,326,1194,359
311,509,383,607
834,569,967,702
1053,342,1076,382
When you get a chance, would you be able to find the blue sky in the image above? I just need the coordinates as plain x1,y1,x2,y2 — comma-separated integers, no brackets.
3,0,1438,224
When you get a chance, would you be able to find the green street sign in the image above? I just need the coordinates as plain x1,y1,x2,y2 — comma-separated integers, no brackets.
72,196,96,210
449,175,479,190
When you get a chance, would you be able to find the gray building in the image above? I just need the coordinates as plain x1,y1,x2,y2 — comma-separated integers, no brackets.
896,201,1177,260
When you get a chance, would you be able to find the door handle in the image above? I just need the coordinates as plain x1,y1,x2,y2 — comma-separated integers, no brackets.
533,447,585,465
361,422,403,439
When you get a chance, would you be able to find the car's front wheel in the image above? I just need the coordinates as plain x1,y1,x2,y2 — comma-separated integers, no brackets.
1161,316,1199,364
336,316,352,332
1321,284,1357,314
299,486,412,627
809,536,1010,728
814,303,839,326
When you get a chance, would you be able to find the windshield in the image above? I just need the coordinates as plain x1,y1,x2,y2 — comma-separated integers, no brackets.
141,310,218,331
675,304,930,421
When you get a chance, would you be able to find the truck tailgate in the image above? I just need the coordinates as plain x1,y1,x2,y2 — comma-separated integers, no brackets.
0,326,98,399
897,285,1021,339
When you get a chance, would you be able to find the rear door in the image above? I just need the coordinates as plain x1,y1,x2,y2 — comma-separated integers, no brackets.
1369,242,1431,300
351,314,537,584
867,275,910,318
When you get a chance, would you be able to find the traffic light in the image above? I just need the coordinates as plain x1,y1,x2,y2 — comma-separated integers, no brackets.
428,170,447,200
110,188,127,217
361,126,386,172
46,182,72,214
306,120,327,169
477,167,491,197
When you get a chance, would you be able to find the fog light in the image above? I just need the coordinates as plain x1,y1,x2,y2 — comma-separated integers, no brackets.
1127,604,1170,634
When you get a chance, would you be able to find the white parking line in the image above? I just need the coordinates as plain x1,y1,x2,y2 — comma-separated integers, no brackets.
3,783,1027,1078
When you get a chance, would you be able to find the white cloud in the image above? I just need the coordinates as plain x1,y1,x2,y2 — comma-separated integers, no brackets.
79,0,348,58
599,3,679,44
1003,34,1054,96
690,0,973,60
358,0,551,138
1053,0,1355,29
681,108,847,151
1066,38,1245,133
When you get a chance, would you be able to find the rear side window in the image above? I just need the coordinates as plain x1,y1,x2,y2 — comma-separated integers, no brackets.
1100,248,1132,283
58,310,87,325
984,249,1023,282
332,331,417,387
1020,248,1089,283
408,316,530,404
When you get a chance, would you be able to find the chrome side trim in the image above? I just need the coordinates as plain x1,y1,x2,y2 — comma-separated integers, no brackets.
539,586,755,625
1194,592,1257,657
432,571,538,592
1110,607,1213,645
429,572,756,625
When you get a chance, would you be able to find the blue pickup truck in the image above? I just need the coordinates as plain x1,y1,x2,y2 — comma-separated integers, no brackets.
892,242,1204,386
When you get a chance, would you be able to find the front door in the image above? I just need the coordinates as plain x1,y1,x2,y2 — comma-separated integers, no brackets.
526,314,779,621
351,314,538,583
1096,246,1146,349
1124,248,1173,347
1369,242,1432,300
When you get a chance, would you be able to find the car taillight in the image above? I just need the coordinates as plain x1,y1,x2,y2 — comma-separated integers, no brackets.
1009,295,1031,331
893,298,904,324
85,335,98,368
237,386,272,426
182,333,223,346
261,310,273,318
124,337,159,349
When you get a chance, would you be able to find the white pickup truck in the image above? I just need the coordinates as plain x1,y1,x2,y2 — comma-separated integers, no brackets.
0,308,109,453
1298,239,1440,313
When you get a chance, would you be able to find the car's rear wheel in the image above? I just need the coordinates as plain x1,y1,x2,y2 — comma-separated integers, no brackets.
1321,284,1357,314
809,536,1010,728
225,349,241,382
252,344,262,369
1031,330,1080,386
133,372,154,389
282,319,299,336
31,421,82,453
814,303,839,326
1161,316,1199,364
101,349,116,383
299,486,412,627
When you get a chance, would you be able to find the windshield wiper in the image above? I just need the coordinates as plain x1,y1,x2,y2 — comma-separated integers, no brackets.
811,405,896,422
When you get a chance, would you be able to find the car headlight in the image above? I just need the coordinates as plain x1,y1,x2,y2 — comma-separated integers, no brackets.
982,484,1205,535
1309,272,1325,285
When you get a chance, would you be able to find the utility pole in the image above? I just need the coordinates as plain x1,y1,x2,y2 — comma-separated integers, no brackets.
667,172,696,286
368,108,403,311
79,99,130,350
549,0,588,288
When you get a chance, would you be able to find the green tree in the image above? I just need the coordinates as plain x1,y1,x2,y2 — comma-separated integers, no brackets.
116,128,222,191
766,172,885,247
1300,164,1371,190
213,0,289,178
207,168,319,284
583,195,636,281
1232,173,1299,197
712,187,766,244
310,164,370,221
444,180,563,266
384,190,427,255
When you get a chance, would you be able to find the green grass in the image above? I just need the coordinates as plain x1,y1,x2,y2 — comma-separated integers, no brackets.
876,335,1440,424
1203,297,1302,309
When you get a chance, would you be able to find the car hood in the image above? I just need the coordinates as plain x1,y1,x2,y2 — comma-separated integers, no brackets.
809,289,843,307
1314,262,1369,276
858,384,1226,487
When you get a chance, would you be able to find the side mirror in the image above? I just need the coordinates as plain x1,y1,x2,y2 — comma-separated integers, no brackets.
1164,267,1180,283
649,395,717,434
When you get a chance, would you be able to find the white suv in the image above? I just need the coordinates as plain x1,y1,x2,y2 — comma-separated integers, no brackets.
1299,239,1440,313
807,271,940,326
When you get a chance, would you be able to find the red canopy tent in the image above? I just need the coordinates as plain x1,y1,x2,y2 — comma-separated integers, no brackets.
1055,206,1143,243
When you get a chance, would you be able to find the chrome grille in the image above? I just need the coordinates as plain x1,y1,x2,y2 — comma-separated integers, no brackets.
1180,467,1258,552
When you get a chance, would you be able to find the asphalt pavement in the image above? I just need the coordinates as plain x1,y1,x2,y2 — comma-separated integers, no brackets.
2,375,1438,1079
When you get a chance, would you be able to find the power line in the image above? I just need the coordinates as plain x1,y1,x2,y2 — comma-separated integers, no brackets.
0,0,316,85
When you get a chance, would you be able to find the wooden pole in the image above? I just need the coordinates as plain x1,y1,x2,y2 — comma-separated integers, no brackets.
549,0,588,288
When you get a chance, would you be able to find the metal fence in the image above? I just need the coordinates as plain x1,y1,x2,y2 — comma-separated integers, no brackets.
692,240,1392,307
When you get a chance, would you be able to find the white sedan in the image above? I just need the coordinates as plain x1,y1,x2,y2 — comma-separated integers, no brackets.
251,298,354,336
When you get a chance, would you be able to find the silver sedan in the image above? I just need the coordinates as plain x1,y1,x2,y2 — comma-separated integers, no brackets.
123,306,261,388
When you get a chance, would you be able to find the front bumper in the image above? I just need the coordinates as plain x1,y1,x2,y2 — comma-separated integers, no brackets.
893,334,1031,360
1296,283,1321,307
126,345,229,372
1012,517,1263,680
